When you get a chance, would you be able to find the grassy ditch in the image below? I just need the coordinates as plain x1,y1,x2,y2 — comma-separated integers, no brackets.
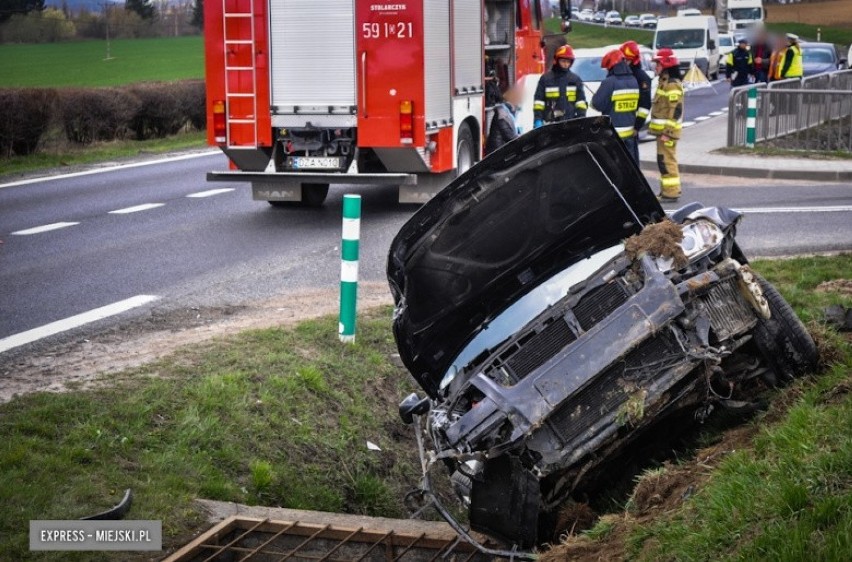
546,19,653,49
0,131,208,178
543,254,852,561
0,256,849,560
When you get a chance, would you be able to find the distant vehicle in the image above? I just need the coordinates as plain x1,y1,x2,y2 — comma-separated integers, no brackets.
677,8,702,17
639,13,657,28
654,15,720,79
571,7,580,19
604,11,622,25
593,11,607,23
579,9,594,22
717,32,736,69
571,45,658,123
800,42,850,76
726,0,764,31
624,15,642,27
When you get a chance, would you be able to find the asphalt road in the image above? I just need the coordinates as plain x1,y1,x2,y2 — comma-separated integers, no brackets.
1,117,850,350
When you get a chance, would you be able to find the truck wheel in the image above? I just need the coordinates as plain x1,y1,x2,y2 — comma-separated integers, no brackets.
753,274,819,382
456,125,476,177
301,183,329,207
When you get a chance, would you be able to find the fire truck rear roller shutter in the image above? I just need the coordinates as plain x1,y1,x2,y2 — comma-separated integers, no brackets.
453,0,483,96
424,0,452,127
269,0,356,117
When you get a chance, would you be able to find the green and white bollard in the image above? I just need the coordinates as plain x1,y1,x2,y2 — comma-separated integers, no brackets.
746,87,757,149
339,194,361,343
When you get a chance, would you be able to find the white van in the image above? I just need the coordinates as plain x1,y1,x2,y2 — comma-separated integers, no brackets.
654,15,720,80
727,0,764,31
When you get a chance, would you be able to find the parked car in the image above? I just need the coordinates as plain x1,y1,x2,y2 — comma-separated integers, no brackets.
604,11,623,25
569,45,657,122
571,7,580,19
593,11,607,23
800,42,849,76
579,9,594,22
390,117,818,552
717,32,736,69
639,13,658,28
624,15,642,27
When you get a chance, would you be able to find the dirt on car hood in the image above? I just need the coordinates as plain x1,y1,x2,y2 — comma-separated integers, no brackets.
387,117,666,397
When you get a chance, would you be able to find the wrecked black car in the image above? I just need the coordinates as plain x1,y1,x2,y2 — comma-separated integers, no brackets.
387,118,818,553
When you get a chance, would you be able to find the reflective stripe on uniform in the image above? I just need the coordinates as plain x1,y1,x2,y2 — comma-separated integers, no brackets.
534,101,545,110
575,101,587,109
636,108,650,118
661,176,681,188
545,87,560,98
667,120,682,130
615,126,635,138
611,89,639,101
565,86,577,101
649,118,667,131
612,88,640,112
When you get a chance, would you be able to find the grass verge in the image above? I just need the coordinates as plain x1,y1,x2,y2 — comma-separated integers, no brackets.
544,254,852,561
0,131,208,178
765,22,852,49
0,36,204,88
0,309,417,561
546,19,653,49
715,145,852,160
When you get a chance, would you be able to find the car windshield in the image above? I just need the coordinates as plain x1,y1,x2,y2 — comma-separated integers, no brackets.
440,245,625,389
607,12,619,17
719,36,734,47
656,29,705,49
729,8,762,20
571,56,609,82
803,48,836,63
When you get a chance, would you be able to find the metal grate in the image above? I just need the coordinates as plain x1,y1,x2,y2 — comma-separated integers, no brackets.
164,517,498,562
507,319,576,381
700,278,758,342
572,281,630,332
546,332,681,446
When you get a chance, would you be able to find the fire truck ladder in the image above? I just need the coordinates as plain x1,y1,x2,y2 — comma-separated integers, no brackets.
222,0,258,147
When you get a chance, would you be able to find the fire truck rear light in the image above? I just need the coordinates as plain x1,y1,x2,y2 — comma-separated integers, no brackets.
213,100,227,144
400,100,414,144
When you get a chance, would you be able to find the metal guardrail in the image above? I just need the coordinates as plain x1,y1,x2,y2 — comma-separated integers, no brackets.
727,70,852,151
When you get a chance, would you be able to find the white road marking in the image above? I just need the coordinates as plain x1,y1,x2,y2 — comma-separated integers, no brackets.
186,188,235,198
0,295,159,354
721,107,729,112
0,150,219,190
682,121,696,128
694,116,711,121
709,111,723,116
666,206,852,215
108,203,165,215
11,222,79,236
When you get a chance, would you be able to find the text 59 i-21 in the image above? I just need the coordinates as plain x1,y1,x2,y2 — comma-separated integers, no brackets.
362,22,414,39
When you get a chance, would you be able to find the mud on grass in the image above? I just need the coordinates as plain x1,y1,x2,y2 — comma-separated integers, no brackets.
0,307,419,561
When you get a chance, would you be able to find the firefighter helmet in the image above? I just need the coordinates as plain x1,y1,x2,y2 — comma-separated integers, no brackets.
620,40,641,65
601,49,625,70
653,48,679,69
554,44,575,61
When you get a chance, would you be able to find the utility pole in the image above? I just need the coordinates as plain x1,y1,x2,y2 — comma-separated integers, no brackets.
103,2,113,60
716,0,728,33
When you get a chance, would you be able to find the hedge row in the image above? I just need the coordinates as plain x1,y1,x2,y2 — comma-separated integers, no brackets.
0,81,206,158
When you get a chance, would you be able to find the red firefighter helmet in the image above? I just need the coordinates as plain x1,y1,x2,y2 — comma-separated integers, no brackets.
620,40,642,65
554,44,575,61
601,49,625,70
653,48,679,69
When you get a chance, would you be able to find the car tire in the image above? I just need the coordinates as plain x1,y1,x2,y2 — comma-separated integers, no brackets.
455,124,476,178
753,275,819,382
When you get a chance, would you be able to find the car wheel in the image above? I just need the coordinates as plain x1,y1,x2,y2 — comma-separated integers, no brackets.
753,274,819,382
455,124,476,178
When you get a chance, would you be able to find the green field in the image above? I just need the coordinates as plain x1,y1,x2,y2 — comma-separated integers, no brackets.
546,19,654,49
766,22,852,49
0,36,204,88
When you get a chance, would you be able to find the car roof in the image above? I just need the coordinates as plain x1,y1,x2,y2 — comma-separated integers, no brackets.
801,42,836,49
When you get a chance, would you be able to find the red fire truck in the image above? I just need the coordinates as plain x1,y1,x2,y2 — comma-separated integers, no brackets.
205,1,571,205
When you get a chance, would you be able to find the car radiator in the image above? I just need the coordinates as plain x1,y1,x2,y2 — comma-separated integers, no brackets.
697,276,757,342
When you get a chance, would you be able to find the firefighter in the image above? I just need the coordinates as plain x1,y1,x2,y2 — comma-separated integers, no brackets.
592,49,640,163
533,45,588,128
620,40,653,138
485,84,523,154
649,48,684,202
726,38,755,87
779,33,804,79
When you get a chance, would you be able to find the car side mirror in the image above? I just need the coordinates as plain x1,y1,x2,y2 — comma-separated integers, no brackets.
399,393,430,424
709,40,716,50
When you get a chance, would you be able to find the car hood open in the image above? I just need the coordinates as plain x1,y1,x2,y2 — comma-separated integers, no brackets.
387,117,666,397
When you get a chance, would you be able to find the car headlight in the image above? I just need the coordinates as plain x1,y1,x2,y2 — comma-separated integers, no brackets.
655,220,724,271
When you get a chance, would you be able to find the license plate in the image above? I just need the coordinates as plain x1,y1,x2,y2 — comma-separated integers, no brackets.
286,156,343,170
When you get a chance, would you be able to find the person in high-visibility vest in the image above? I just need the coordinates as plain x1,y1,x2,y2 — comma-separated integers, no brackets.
591,49,640,163
779,33,804,79
533,45,588,128
648,49,684,202
726,38,755,87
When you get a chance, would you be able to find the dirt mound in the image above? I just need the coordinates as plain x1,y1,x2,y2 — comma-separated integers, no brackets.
816,279,852,296
624,219,688,270
554,502,598,537
767,0,852,27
